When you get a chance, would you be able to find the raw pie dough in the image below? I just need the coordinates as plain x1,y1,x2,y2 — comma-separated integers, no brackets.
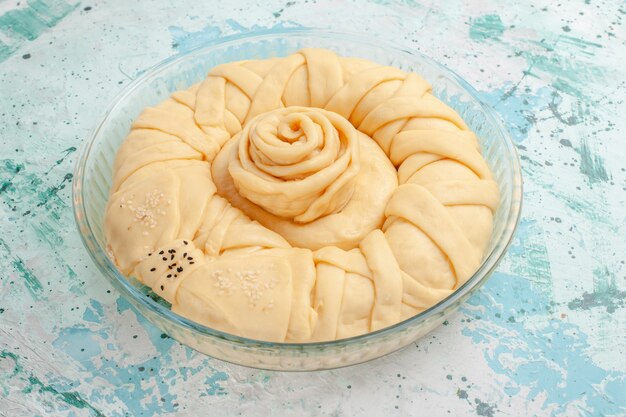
105,48,499,342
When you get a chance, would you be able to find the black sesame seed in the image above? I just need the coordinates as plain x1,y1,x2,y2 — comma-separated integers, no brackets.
159,250,164,255
183,240,188,245
160,285,164,291
187,257,193,260
150,267,156,272
174,274,178,278
189,261,195,265
148,253,152,256
177,267,183,273
162,257,167,261
166,274,172,278
183,253,187,258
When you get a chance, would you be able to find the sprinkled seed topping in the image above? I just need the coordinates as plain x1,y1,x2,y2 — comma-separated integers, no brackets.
122,189,165,229
162,257,167,261
166,274,172,278
160,285,164,291
150,267,156,272
213,270,232,293
211,269,277,309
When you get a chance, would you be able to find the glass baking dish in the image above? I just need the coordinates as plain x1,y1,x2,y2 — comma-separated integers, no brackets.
73,29,522,371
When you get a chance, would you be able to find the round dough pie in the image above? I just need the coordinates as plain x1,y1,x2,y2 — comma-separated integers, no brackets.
105,48,499,342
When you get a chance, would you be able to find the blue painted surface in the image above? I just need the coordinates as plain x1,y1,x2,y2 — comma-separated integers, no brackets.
0,0,625,416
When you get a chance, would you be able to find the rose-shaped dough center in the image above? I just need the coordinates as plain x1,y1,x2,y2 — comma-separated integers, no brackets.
228,106,360,223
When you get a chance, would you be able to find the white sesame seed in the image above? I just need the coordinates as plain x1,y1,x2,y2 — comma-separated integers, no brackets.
122,190,165,229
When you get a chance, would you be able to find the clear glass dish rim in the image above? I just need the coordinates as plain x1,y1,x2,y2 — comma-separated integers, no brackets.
72,28,523,351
